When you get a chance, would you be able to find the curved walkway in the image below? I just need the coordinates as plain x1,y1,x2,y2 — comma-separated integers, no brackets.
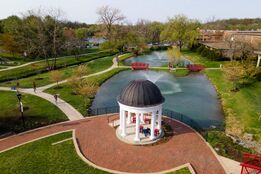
0,115,226,174
0,86,83,120
38,57,120,91
0,57,121,121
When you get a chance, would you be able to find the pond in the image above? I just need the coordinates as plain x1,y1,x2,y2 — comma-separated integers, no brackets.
91,70,224,128
123,51,191,67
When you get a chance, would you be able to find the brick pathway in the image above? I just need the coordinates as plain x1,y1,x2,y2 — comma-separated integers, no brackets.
0,115,226,174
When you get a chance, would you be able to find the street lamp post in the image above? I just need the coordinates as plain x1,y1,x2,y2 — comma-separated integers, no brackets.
16,92,25,129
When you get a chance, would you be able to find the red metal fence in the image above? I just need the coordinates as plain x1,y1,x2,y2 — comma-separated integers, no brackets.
240,153,261,174
187,64,205,72
131,62,149,70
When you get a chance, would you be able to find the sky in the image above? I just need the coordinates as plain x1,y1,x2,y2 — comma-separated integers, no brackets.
0,0,260,24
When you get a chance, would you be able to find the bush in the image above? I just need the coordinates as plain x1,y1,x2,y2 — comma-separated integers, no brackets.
206,131,254,161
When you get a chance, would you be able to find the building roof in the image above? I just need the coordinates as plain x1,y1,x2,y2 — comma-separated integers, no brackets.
118,80,165,107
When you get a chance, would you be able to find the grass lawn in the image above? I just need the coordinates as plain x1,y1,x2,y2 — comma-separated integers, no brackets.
167,167,191,174
151,67,190,77
205,69,261,141
0,48,100,67
0,50,117,82
0,91,67,135
0,132,107,174
181,49,228,68
0,56,114,88
118,53,134,65
45,68,129,115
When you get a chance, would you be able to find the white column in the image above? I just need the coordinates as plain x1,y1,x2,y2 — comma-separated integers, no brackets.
141,113,145,123
121,111,127,137
135,113,140,141
157,108,162,131
119,108,122,130
150,111,156,140
127,111,131,124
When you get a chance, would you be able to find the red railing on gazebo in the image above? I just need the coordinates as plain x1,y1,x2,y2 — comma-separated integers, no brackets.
187,64,205,72
240,153,261,174
131,62,149,70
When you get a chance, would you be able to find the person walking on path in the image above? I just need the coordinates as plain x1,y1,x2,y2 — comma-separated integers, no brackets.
54,94,58,104
33,81,37,93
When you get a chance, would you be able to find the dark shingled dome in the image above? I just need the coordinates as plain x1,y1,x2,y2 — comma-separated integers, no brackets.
118,79,165,107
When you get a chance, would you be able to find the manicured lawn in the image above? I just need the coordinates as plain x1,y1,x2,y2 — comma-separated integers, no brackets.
181,49,227,68
205,69,261,141
0,132,107,174
0,91,67,135
0,56,114,88
46,68,129,115
151,68,190,77
167,167,191,174
118,53,134,65
0,50,117,82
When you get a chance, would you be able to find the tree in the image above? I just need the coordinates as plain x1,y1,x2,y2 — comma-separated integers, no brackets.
161,15,200,50
167,47,182,67
44,9,65,69
67,75,81,94
0,33,20,55
1,9,65,70
50,70,62,87
0,20,3,33
223,61,245,91
97,5,125,39
78,82,98,109
227,35,255,61
148,21,164,44
74,65,89,79
64,28,83,60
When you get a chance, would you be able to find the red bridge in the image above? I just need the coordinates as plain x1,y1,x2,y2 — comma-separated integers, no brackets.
240,153,261,174
187,64,205,72
131,62,149,70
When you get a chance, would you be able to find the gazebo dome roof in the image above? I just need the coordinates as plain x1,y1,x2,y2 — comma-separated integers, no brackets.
118,79,165,107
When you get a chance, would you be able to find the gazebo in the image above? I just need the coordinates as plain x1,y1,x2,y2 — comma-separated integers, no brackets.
117,79,165,143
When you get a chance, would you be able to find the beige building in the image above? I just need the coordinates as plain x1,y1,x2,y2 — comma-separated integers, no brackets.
199,30,261,58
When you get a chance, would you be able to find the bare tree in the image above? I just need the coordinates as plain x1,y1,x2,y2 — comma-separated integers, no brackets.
96,5,125,39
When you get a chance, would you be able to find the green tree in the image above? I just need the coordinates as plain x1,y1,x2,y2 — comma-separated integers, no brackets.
223,61,259,90
167,47,182,67
161,15,200,50
0,33,20,55
148,21,164,44
78,82,98,109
